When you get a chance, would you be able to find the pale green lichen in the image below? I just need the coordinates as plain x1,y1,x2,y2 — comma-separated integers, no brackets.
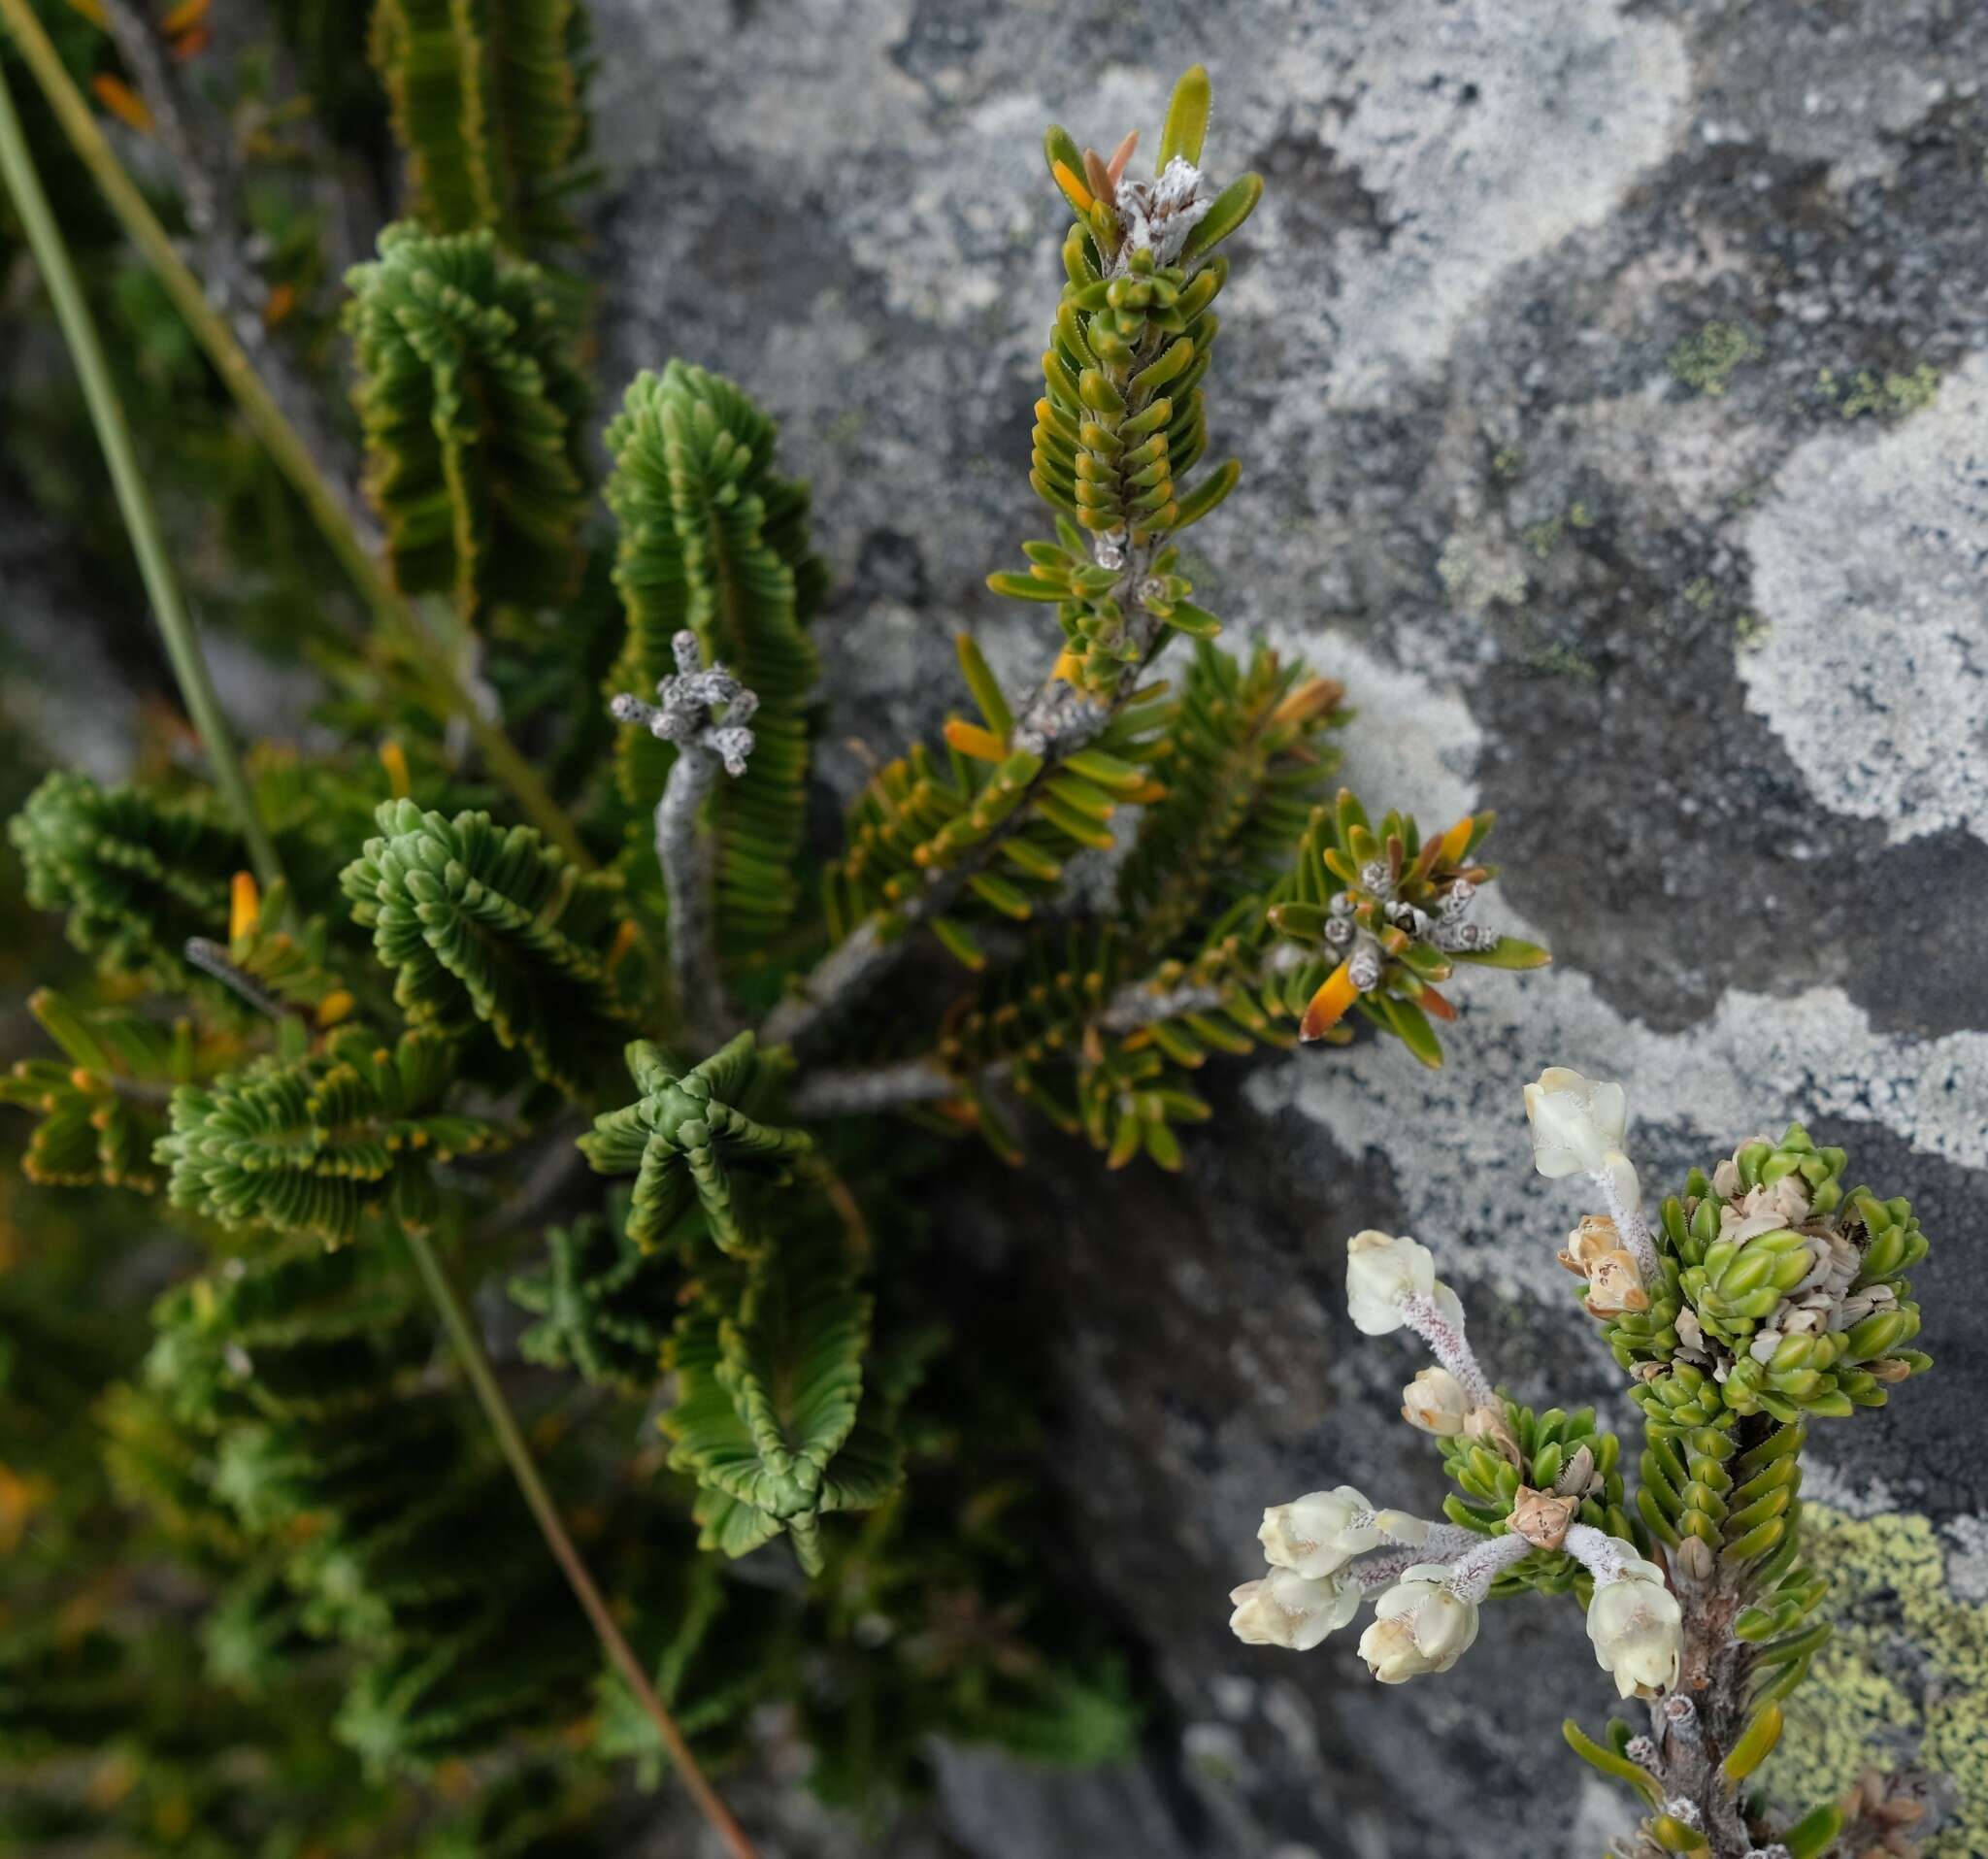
1669,320,1762,397
1767,1505,1988,1856
1814,363,1942,421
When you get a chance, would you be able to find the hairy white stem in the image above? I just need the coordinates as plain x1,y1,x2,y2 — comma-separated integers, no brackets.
182,937,289,1021
1592,1160,1662,1286
1397,1290,1496,1407
787,1056,959,1117
1443,1531,1538,1604
654,749,730,1047
1564,1522,1639,1587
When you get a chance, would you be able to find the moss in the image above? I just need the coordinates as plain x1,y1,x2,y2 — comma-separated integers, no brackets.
1767,1505,1988,1856
1668,320,1763,398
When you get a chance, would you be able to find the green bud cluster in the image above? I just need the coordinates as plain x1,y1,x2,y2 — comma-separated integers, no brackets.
1266,789,1549,1063
1614,1127,1929,1439
1438,1398,1641,1598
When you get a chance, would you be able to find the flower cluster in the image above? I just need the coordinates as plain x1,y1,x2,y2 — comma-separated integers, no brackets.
1228,1220,1680,1700
1527,1071,1929,1432
1226,1063,1939,1858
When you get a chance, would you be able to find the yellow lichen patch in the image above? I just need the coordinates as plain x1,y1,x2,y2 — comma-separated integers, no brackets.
1767,1504,1988,1855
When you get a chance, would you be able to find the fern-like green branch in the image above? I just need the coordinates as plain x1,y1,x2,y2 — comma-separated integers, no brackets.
347,223,591,622
664,1231,900,1577
604,363,826,969
369,0,595,256
340,800,635,1100
11,771,246,995
579,1033,812,1254
154,1029,512,1245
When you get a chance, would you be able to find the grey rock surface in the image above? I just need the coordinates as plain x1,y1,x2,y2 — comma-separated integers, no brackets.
586,1,1988,1853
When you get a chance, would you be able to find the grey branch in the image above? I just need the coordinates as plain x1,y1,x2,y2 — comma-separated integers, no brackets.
785,965,1270,1119
763,537,1168,1053
613,632,759,1051
99,0,375,550
182,937,289,1020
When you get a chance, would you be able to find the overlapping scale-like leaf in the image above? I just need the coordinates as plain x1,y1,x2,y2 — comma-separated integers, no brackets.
1115,641,1345,957
823,633,1176,970
989,68,1262,697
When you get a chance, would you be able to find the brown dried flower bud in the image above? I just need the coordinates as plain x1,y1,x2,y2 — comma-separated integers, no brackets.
1464,1402,1522,1466
1583,1249,1650,1314
1559,1213,1619,1275
1509,1485,1578,1550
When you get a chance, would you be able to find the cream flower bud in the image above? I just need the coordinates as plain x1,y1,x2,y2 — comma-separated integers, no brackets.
1373,1510,1432,1545
1523,1067,1628,1179
1229,1568,1360,1650
1258,1486,1378,1577
1358,1564,1479,1681
1586,1563,1683,1699
1401,1366,1469,1436
1345,1231,1436,1335
1600,1147,1643,1214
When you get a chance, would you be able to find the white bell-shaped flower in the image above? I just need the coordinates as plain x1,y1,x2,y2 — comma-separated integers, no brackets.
1356,1564,1479,1681
1401,1366,1469,1436
1344,1231,1436,1335
1258,1486,1378,1578
1523,1067,1629,1179
1585,1560,1683,1699
1229,1567,1361,1650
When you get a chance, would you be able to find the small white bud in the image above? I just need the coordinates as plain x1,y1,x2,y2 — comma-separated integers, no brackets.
1357,1565,1480,1681
1344,1230,1436,1335
1586,1560,1684,1699
1522,1067,1629,1179
1257,1486,1378,1578
1373,1510,1432,1545
1401,1366,1469,1436
1228,1568,1360,1651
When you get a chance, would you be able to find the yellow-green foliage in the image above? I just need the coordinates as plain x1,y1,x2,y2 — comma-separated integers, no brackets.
369,0,593,254
1767,1504,1988,1855
346,224,591,622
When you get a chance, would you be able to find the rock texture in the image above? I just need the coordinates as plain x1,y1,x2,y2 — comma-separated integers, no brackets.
584,1,1988,1853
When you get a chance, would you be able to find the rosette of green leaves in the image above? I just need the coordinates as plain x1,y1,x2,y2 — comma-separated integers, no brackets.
1437,1397,1642,1598
1265,789,1550,1063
